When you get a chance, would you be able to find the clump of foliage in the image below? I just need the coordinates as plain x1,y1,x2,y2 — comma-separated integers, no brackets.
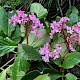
0,1,80,80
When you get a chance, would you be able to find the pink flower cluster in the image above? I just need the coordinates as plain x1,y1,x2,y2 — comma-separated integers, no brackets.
39,43,62,62
67,22,80,51
9,10,44,38
29,13,44,38
50,17,80,52
9,10,28,25
50,17,70,39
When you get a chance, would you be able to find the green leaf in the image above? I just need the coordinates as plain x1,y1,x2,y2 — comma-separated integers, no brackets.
11,44,31,80
30,3,48,18
7,12,16,37
70,13,78,24
53,33,64,44
28,29,50,48
18,44,41,61
51,58,63,67
0,30,6,38
17,71,25,80
0,65,13,80
17,45,30,72
50,74,61,80
70,7,78,14
11,58,26,80
8,24,15,37
43,68,59,74
78,16,80,22
65,73,77,80
62,52,80,69
66,6,78,17
34,74,51,80
36,62,52,71
6,66,12,76
11,57,20,80
0,36,17,57
65,22,72,26
0,9,16,37
43,68,61,80
56,16,61,22
20,56,30,72
10,26,21,44
0,70,6,80
60,43,67,56
0,7,8,34
21,70,40,80
20,25,26,37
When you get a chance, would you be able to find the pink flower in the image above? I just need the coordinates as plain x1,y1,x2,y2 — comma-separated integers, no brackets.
9,11,44,38
56,44,62,50
39,43,62,62
31,28,42,38
60,17,70,23
29,13,44,29
69,43,76,52
49,17,80,52
50,21,60,29
53,55,59,60
77,22,80,27
67,35,77,51
72,24,80,34
29,13,44,38
42,55,49,62
49,17,70,39
50,21,62,39
71,23,80,45
9,10,28,25
66,26,73,34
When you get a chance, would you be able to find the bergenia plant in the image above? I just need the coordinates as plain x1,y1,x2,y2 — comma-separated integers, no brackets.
0,3,80,80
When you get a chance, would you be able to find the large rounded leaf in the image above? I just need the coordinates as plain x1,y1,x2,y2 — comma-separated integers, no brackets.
0,7,8,34
65,73,77,80
34,74,51,80
0,36,17,57
43,68,61,80
70,13,78,24
21,70,40,80
62,52,80,69
22,29,50,48
18,44,41,61
30,3,48,18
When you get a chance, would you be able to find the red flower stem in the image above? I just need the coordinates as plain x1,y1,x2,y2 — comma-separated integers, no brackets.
62,49,69,58
62,28,69,48
61,25,70,58
26,23,31,44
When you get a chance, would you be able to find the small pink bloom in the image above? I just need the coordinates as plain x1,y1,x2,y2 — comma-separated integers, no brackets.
77,22,80,27
60,17,70,23
39,43,62,62
42,55,49,62
29,13,44,38
69,43,75,52
50,21,62,39
66,26,73,34
9,10,28,25
56,44,62,50
53,55,59,60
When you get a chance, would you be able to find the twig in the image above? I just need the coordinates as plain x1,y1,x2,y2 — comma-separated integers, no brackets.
61,24,70,58
0,57,14,69
26,22,31,44
57,0,63,16
62,49,69,58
